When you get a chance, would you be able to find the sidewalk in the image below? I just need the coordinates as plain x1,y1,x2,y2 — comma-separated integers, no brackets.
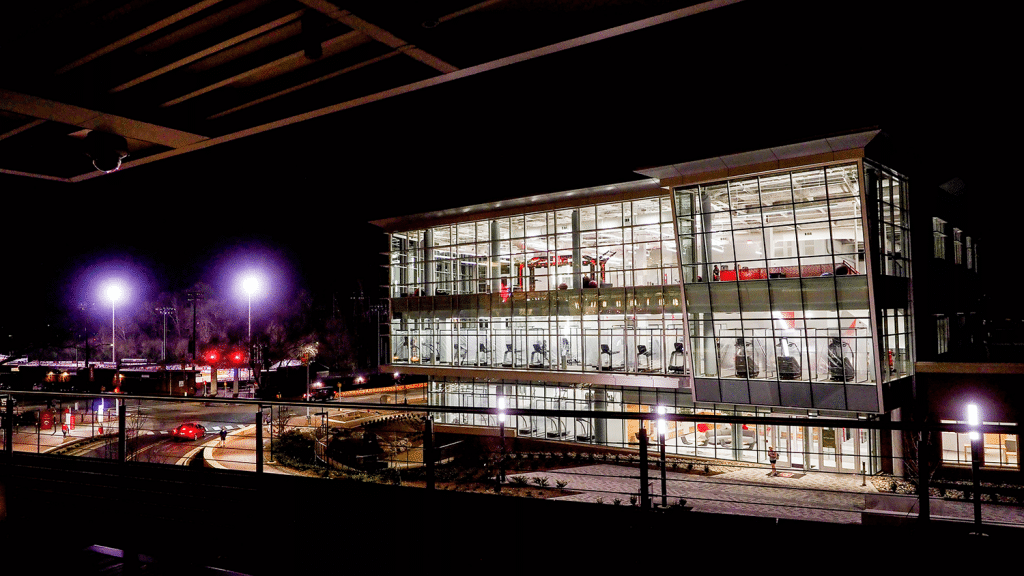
508,463,1024,526
203,423,308,475
7,416,116,454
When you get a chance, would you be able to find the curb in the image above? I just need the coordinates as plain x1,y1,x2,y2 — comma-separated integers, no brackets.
202,425,256,469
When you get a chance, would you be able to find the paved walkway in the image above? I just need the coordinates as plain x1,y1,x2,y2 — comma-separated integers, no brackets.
509,464,1024,526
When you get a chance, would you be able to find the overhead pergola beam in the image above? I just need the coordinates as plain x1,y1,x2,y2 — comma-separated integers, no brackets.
110,9,306,93
294,0,458,73
55,0,230,74
57,0,744,183
0,118,47,142
160,30,371,107
0,89,207,148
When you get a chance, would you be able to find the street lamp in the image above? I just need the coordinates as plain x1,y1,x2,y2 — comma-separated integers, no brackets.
242,276,258,343
155,307,174,362
106,284,123,365
967,402,985,533
241,275,261,396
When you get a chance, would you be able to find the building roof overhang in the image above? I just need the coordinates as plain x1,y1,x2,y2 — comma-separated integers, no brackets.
370,176,663,232
636,129,883,187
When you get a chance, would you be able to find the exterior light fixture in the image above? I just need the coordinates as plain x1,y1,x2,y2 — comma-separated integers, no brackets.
966,401,984,533
106,283,124,365
967,403,980,440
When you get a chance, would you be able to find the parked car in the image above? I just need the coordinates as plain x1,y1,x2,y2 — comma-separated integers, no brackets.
172,422,206,441
307,387,336,401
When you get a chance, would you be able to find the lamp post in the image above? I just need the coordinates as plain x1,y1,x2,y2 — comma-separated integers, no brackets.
155,307,174,362
242,276,259,393
242,276,257,343
657,405,667,508
106,284,123,366
967,403,985,533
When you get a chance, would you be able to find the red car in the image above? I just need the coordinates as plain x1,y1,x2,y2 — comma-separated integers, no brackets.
172,422,206,441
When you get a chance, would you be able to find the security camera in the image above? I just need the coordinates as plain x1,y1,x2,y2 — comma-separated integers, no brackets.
84,131,129,173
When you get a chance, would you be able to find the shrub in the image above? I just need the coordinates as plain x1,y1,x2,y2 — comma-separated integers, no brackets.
556,479,569,489
613,498,622,505
274,429,317,468
531,476,550,487
379,467,401,486
629,494,638,506
510,475,529,486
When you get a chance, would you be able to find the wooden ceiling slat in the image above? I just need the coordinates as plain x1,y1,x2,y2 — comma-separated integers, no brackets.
160,30,370,107
56,0,231,74
110,10,306,93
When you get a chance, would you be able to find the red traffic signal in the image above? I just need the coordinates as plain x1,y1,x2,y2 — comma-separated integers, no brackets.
207,351,219,363
231,351,244,363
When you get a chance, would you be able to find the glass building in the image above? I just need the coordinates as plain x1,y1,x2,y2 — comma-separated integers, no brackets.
373,130,912,474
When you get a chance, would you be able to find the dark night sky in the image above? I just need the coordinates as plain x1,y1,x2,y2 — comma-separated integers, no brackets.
1,0,1016,350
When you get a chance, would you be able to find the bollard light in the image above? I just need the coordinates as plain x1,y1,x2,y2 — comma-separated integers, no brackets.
498,395,506,424
657,405,667,437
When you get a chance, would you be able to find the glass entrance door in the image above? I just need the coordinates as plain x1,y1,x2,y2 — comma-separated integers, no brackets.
768,424,803,469
818,427,839,472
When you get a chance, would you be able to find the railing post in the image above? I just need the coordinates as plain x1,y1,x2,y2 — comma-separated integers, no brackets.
256,406,263,474
424,416,434,491
639,427,650,510
917,431,929,522
118,402,126,463
2,394,12,458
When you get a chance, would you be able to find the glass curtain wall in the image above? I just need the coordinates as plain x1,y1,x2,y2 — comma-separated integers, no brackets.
428,378,880,471
389,197,689,376
866,160,911,278
676,164,876,386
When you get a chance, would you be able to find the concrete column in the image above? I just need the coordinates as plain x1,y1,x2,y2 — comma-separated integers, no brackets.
424,228,434,295
890,407,904,477
593,391,607,444
490,220,501,293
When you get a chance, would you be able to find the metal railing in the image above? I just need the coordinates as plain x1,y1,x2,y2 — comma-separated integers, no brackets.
2,390,1022,530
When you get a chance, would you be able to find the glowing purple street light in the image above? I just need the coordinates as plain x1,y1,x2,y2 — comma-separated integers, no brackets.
242,275,259,343
105,283,124,364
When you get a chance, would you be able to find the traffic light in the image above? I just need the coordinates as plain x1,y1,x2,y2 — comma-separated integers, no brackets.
231,351,244,363
207,351,219,363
